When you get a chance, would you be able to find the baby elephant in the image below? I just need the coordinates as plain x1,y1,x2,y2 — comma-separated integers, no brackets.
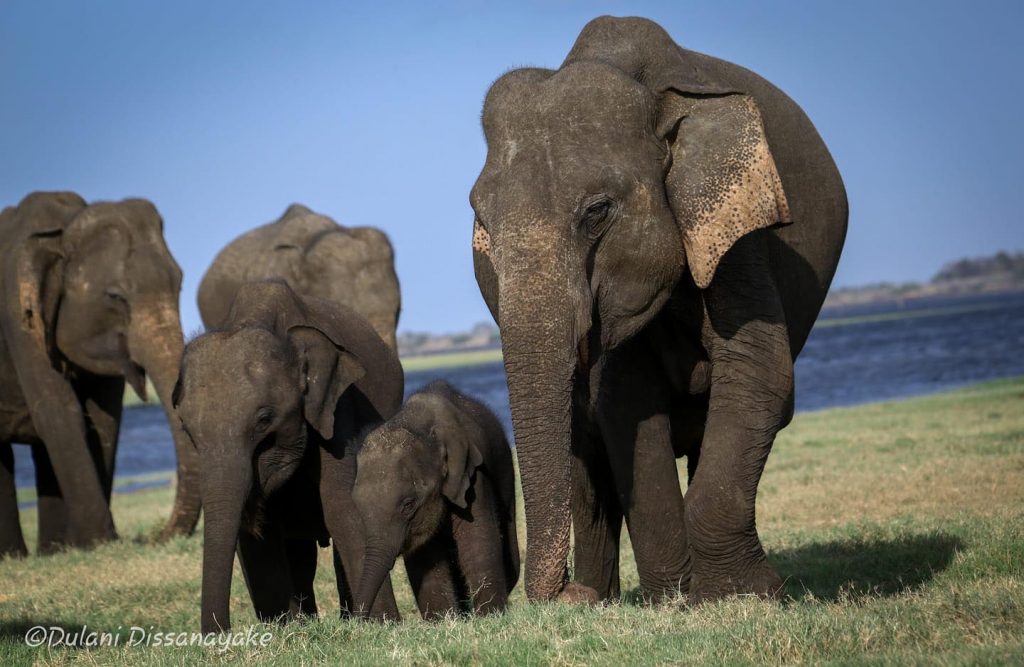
352,381,519,618
174,280,403,632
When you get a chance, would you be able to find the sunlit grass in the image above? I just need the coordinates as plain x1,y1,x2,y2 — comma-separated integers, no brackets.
400,349,503,373
3,378,1023,665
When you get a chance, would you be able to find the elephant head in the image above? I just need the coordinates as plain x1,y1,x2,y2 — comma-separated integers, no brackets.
469,16,791,600
279,205,402,352
197,204,401,351
350,390,483,617
174,281,383,633
4,192,198,538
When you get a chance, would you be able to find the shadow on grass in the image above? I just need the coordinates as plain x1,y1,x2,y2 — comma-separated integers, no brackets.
774,531,964,601
617,531,964,605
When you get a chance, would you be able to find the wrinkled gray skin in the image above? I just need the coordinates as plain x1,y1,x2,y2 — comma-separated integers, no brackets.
0,192,198,557
470,16,847,603
352,381,519,619
198,204,400,350
174,280,402,633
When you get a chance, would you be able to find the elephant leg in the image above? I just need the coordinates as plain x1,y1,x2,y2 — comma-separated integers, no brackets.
237,529,295,624
406,536,462,620
686,232,792,602
452,492,509,615
0,442,27,558
332,545,354,617
78,375,124,502
31,444,68,554
319,415,400,621
570,414,623,601
284,538,318,617
598,344,690,601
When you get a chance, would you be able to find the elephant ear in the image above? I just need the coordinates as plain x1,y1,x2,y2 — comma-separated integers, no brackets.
657,91,792,290
7,193,86,355
411,391,484,509
289,324,367,440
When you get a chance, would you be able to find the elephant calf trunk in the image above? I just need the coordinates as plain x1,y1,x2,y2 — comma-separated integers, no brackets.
354,543,399,620
199,459,251,633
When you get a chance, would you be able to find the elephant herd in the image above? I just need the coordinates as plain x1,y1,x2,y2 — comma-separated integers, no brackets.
0,17,846,632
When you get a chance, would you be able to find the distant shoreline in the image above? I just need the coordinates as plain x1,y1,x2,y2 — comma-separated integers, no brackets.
397,296,1021,371
122,288,1024,407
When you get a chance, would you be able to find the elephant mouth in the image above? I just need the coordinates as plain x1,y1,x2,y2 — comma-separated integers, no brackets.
123,359,148,401
239,488,268,538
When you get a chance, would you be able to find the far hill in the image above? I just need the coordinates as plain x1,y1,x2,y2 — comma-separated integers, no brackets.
824,250,1024,310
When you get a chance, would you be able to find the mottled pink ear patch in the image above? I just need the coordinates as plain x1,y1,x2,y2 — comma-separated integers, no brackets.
664,94,792,290
472,219,491,256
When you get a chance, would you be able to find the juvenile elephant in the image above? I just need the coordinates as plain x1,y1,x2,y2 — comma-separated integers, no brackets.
198,204,401,350
352,381,519,619
0,192,199,556
173,280,402,632
470,17,847,603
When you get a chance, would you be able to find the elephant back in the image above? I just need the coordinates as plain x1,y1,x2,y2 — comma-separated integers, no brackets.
198,204,400,349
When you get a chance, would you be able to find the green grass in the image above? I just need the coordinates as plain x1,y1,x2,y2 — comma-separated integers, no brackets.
123,381,158,408
14,471,173,504
3,378,1023,665
400,348,504,373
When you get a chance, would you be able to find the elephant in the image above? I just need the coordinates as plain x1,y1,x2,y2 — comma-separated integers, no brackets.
197,203,401,350
0,192,200,557
469,16,847,604
352,380,519,619
173,280,403,632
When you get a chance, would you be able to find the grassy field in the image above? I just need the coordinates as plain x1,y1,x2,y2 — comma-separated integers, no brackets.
3,378,1023,665
400,349,503,373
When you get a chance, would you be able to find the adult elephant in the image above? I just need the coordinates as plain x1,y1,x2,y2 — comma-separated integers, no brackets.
197,204,400,350
470,16,847,603
0,192,200,556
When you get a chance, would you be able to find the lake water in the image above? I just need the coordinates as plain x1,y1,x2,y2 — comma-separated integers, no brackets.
12,292,1024,489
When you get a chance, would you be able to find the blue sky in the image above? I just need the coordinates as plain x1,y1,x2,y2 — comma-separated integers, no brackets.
2,1,1021,334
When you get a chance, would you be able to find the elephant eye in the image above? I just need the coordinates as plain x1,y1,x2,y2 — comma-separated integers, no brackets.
253,408,274,434
579,198,614,236
400,497,416,517
105,288,129,308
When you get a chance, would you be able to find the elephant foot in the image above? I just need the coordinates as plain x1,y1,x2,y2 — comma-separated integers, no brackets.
60,527,118,553
158,507,201,542
556,582,600,605
0,543,28,559
687,559,783,604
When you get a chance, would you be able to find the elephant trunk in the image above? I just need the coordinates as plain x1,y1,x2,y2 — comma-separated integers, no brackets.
199,453,251,633
495,228,588,602
128,303,202,539
353,535,401,620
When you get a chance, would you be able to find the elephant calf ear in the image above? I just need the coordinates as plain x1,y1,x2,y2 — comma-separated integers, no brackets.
411,392,485,509
441,427,484,509
659,93,792,289
290,325,366,440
